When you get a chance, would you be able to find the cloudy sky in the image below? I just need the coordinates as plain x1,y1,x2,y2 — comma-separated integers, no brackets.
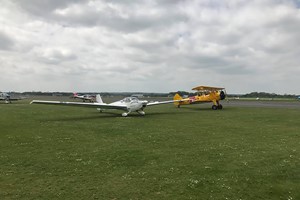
1,0,300,94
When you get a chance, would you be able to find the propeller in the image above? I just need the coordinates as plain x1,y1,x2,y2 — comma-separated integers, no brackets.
220,90,226,100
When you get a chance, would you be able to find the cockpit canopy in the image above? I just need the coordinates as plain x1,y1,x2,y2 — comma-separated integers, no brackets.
121,97,139,103
0,92,9,98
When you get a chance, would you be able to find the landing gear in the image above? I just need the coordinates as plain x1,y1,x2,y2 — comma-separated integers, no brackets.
122,110,132,117
137,110,145,116
5,98,11,104
212,103,223,110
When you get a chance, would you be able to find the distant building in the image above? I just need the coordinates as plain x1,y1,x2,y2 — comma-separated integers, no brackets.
131,94,144,98
52,93,63,96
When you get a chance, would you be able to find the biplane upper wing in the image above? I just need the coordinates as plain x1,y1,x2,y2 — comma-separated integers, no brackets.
30,100,128,111
192,86,225,91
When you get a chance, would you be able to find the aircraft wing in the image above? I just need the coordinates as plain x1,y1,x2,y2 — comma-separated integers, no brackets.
8,98,21,101
192,86,224,91
0,97,20,101
146,100,180,106
30,100,128,111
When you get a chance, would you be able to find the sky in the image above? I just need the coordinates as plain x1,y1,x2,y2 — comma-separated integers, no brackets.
1,0,300,94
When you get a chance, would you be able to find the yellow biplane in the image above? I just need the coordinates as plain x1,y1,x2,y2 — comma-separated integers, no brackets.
174,86,226,110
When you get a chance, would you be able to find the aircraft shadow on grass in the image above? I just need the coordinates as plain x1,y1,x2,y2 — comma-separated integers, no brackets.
41,111,121,122
39,105,233,122
175,106,230,111
40,110,186,122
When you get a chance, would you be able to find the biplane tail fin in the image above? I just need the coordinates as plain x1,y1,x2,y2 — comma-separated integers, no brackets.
173,93,182,106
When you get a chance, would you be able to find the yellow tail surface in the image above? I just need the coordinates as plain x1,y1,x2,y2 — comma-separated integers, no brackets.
173,93,182,106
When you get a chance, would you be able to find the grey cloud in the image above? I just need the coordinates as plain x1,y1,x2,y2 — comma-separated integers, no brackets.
0,32,14,50
52,2,187,33
13,0,187,33
12,0,81,17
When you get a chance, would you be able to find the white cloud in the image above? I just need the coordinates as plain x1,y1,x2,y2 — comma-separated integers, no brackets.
33,47,77,64
0,0,300,94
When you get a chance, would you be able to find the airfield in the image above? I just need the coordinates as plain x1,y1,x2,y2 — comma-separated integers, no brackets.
1,97,299,199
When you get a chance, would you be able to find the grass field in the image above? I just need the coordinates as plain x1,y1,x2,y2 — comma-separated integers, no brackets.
1,99,299,199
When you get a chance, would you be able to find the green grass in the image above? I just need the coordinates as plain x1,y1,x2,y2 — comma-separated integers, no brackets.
1,100,299,199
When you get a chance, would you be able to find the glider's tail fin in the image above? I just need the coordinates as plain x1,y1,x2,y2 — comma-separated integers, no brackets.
173,93,182,106
96,94,103,104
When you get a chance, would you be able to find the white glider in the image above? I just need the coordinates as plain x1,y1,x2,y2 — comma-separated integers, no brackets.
31,94,177,117
0,92,22,103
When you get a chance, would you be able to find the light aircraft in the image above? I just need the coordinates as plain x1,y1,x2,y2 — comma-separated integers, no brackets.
174,86,226,110
72,93,95,102
31,95,178,117
0,92,22,103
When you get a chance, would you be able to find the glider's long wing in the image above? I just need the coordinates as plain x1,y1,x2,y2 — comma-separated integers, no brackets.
146,100,180,106
30,100,128,111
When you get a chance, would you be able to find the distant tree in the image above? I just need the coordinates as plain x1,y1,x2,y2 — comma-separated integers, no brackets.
243,92,296,99
169,91,191,97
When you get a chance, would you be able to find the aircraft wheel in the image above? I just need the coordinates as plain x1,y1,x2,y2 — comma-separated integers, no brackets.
212,105,218,110
218,104,223,109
